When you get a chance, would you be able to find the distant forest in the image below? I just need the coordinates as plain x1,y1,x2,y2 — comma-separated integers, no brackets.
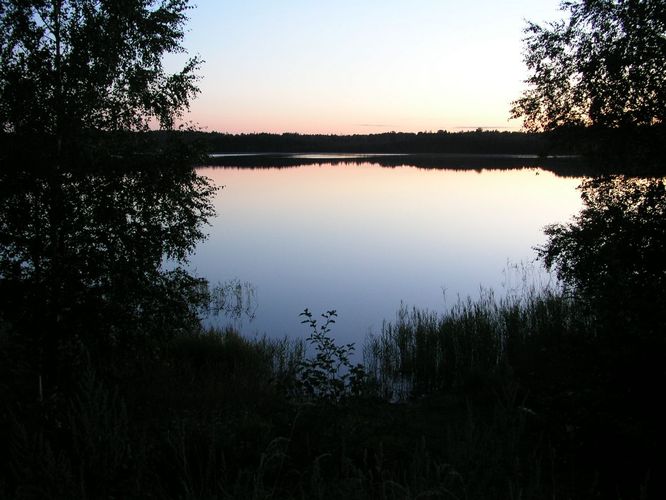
145,127,664,173
157,129,570,155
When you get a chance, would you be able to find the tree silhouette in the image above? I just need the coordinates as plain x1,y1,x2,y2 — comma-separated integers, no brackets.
0,0,200,144
511,0,666,132
0,1,213,380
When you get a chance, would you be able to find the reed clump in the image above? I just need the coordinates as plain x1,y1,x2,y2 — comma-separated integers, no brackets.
365,287,591,400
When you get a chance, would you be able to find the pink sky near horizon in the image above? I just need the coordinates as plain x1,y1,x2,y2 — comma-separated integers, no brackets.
168,1,565,135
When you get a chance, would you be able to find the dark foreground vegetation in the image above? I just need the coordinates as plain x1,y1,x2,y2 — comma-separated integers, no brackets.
2,0,665,497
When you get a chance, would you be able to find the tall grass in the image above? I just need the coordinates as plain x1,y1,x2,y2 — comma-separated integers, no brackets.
3,289,657,498
364,286,592,401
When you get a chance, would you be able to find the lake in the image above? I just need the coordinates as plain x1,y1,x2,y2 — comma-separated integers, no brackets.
191,156,583,346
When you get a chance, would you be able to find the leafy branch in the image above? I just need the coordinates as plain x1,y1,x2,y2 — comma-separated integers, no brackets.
296,309,366,401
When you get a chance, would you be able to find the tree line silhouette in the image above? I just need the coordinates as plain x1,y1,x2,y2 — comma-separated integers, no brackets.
150,127,666,173
158,129,557,155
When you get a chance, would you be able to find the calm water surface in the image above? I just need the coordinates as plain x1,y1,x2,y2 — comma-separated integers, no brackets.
191,161,582,345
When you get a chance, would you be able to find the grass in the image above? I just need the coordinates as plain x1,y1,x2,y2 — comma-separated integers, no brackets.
1,287,662,498
364,286,592,400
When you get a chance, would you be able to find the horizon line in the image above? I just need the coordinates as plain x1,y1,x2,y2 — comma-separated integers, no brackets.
185,127,527,135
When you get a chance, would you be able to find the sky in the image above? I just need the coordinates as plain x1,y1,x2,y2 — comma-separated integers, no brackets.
168,0,565,134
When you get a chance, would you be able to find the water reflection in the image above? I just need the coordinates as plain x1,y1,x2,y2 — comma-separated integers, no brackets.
0,158,216,365
204,153,586,175
193,162,583,344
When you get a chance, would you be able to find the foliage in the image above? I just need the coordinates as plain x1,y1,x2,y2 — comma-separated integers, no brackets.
511,0,666,132
537,176,666,332
296,309,366,401
179,129,552,156
363,285,664,497
0,156,217,364
364,288,592,400
2,292,662,498
0,0,213,377
0,0,200,139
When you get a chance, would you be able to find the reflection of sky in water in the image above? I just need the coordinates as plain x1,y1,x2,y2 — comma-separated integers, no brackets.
189,163,582,346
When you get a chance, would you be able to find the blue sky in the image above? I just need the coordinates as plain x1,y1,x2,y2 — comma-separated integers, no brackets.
169,0,564,134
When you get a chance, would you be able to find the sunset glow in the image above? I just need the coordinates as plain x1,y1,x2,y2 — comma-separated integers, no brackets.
168,0,564,134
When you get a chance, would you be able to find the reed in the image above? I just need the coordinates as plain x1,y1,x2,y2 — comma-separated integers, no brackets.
2,288,656,498
364,286,591,400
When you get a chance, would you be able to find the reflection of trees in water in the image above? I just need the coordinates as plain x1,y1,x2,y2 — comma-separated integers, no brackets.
0,157,216,371
202,153,586,176
539,175,666,334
